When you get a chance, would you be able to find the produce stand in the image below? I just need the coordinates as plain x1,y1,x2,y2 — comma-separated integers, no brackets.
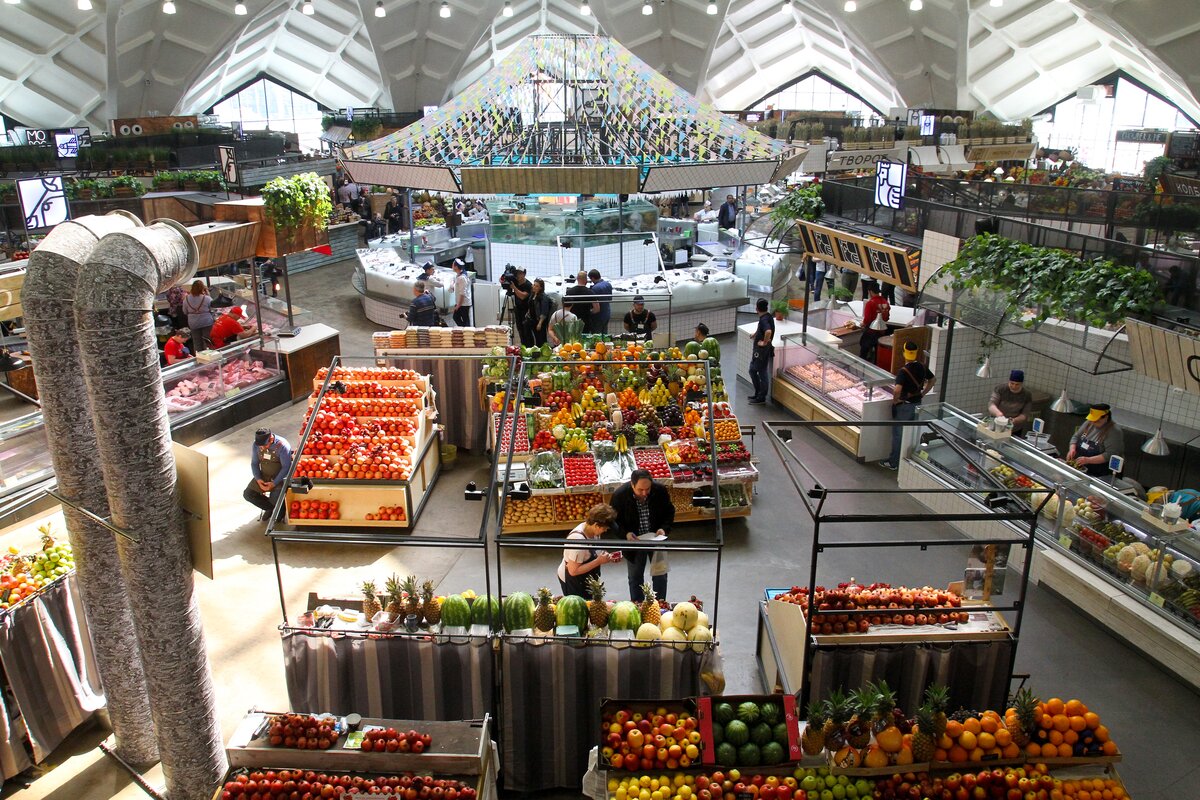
901,403,1200,691
217,712,497,800
760,418,1040,711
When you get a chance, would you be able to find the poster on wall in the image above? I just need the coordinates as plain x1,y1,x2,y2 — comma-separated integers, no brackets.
874,160,908,210
17,176,70,231
218,145,238,187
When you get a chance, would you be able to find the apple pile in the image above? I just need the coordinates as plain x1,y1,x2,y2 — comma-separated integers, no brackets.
219,770,476,800
674,440,702,463
325,382,424,399
563,454,599,487
874,764,1064,800
602,706,701,771
266,714,335,749
366,505,406,522
294,456,336,479
776,582,968,634
290,500,341,520
361,727,432,753
545,390,574,410
319,398,421,417
317,367,422,382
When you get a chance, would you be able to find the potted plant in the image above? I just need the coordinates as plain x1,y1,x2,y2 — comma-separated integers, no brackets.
770,299,790,321
321,114,337,131
110,175,145,197
152,171,180,191
350,117,383,142
0,181,15,202
769,183,825,226
196,170,226,191
260,171,333,256
182,170,202,191
1144,155,1172,188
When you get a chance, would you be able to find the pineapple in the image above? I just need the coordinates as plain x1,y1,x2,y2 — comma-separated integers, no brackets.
801,702,826,756
846,686,875,749
585,575,610,628
384,574,403,617
911,704,937,763
421,580,441,626
533,587,556,632
360,581,382,620
1008,687,1038,747
873,680,899,734
924,684,949,738
401,575,421,619
639,584,661,626
821,690,851,751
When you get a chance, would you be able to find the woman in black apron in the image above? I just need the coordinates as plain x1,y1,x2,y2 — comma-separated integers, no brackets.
1067,404,1124,477
556,504,619,599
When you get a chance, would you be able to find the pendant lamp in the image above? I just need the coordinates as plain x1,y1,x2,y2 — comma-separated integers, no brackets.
975,357,991,379
1050,388,1072,413
1141,386,1172,456
869,312,888,331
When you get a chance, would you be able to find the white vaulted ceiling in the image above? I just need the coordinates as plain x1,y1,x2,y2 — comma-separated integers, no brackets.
0,0,1197,130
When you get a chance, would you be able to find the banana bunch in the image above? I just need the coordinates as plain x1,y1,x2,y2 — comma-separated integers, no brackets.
637,388,652,405
562,428,590,453
615,434,629,453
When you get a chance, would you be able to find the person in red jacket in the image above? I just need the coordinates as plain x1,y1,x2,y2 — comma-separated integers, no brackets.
859,281,890,362
209,307,250,349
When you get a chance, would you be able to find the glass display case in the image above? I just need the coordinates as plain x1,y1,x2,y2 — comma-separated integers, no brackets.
231,288,315,332
0,412,52,508
163,338,285,422
910,404,1200,639
775,334,893,419
486,197,658,247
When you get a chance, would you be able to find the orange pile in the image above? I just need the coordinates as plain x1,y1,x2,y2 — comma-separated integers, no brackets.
1055,777,1127,800
935,710,1021,763
1027,698,1117,759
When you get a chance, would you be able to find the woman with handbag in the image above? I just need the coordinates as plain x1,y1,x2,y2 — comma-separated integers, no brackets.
182,280,214,354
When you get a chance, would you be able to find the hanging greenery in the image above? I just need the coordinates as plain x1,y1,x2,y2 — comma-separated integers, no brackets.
261,172,333,233
769,183,825,225
941,234,1160,328
1143,155,1173,187
350,117,383,141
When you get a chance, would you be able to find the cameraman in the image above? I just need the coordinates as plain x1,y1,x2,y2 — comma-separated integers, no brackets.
507,266,534,346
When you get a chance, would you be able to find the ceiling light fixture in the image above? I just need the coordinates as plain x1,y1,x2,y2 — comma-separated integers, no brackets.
502,0,513,16
301,0,314,13
641,0,653,14
707,0,717,13
3,0,20,5
844,0,856,10
163,0,177,13
580,0,590,15
989,0,1002,6
909,0,922,10
375,0,384,16
78,0,93,9
439,0,450,17
234,0,246,13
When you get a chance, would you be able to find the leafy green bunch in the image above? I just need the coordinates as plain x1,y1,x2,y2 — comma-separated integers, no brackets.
261,172,333,232
942,233,1160,328
769,183,825,225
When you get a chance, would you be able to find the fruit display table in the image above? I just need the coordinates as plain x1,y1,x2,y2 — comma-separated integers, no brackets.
280,628,494,722
498,637,721,792
374,350,495,453
0,572,104,779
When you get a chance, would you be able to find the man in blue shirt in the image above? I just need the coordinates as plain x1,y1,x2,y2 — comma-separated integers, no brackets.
244,428,293,521
587,269,613,334
406,280,438,327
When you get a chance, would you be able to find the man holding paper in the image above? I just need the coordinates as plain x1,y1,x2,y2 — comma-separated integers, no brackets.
610,469,674,603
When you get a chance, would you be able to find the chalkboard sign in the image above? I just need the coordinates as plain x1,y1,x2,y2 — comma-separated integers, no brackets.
1167,131,1200,159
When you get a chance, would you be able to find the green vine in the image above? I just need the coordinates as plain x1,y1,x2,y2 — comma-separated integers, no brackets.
769,183,825,225
942,234,1160,328
261,172,332,233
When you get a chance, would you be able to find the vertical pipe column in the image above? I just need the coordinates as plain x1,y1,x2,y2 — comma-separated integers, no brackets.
23,213,158,767
75,222,226,800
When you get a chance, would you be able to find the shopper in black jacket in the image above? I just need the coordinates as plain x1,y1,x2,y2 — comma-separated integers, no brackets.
610,469,674,603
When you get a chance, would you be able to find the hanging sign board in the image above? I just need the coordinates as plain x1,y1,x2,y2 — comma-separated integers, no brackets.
963,143,1036,162
1124,318,1200,398
1115,129,1168,144
1162,174,1200,197
792,219,920,291
825,146,906,173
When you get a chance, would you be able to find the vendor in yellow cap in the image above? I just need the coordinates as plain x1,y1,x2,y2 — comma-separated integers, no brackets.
1066,403,1124,477
880,341,936,470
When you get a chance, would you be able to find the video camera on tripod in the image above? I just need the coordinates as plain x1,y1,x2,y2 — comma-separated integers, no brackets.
498,263,522,293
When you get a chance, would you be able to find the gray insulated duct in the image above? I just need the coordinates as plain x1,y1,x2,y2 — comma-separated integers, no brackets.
74,221,227,799
23,213,158,767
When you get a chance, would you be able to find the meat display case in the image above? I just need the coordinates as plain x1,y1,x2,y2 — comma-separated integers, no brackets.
900,403,1200,689
163,338,285,424
771,333,893,461
0,412,53,519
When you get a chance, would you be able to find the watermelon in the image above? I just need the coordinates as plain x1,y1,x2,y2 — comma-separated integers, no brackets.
440,594,472,628
737,701,761,724
760,702,782,725
555,595,588,630
608,601,641,631
683,341,700,357
772,722,789,747
702,337,721,359
502,592,535,632
750,722,773,746
712,722,725,744
724,720,749,746
736,742,761,766
761,741,785,765
715,742,737,766
472,594,501,629
714,702,735,724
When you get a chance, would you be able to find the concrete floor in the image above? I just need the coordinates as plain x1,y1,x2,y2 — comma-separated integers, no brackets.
1,256,1197,799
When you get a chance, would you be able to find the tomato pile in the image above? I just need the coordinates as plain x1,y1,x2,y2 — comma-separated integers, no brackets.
633,448,670,480
219,771,477,800
532,430,558,451
289,500,340,520
563,455,599,487
494,415,529,453
328,382,423,399
360,727,432,753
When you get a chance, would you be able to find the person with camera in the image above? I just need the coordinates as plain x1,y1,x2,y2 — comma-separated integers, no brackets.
527,278,555,346
506,266,534,346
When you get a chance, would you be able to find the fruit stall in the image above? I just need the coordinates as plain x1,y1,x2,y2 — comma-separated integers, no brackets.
899,404,1200,691
216,711,497,799
759,420,1037,712
0,516,102,780
484,339,758,534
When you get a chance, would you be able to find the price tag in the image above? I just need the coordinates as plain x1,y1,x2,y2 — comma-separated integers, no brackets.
1058,534,1073,549
1149,592,1166,608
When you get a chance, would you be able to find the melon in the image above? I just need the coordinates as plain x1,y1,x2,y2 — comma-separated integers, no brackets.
715,742,737,766
683,341,700,357
659,610,674,630
440,594,472,628
472,594,501,630
672,601,699,631
714,702,735,724
695,611,710,629
736,742,761,766
661,626,689,651
760,702,782,725
761,741,785,765
608,601,641,631
634,623,662,645
702,337,721,359
724,719,749,746
502,592,535,632
555,595,588,630
737,701,761,724
688,625,714,653
750,722,773,746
